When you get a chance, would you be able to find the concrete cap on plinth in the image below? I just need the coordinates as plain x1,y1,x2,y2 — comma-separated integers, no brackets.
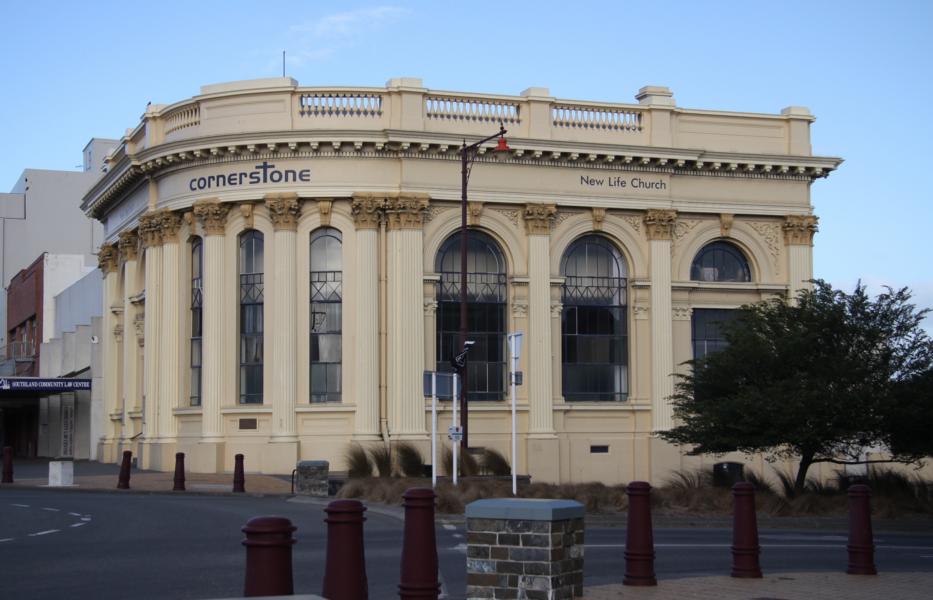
466,498,584,521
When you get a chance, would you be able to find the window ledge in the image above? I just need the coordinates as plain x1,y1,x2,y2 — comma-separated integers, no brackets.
296,404,356,413
221,406,273,414
173,407,203,415
554,402,649,411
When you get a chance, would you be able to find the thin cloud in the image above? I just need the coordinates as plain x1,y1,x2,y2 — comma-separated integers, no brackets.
284,6,408,67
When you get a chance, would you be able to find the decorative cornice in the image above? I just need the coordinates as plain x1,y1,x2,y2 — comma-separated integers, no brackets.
644,209,677,240
351,194,383,230
523,204,557,235
192,200,230,235
672,306,692,321
118,230,139,262
265,193,301,231
385,193,429,230
138,211,164,248
98,243,119,274
783,215,818,246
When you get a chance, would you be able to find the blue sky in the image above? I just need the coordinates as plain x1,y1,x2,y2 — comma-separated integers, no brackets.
2,0,931,322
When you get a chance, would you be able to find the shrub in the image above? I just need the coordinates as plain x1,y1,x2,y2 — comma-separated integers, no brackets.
396,442,425,478
345,444,372,478
368,445,394,478
441,445,480,477
481,448,511,476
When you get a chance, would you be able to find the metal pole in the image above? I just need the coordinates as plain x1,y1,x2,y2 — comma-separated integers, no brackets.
452,373,459,486
459,145,469,450
510,345,518,496
431,374,437,488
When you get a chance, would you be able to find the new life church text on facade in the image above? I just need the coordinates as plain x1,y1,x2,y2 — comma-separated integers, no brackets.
82,77,841,482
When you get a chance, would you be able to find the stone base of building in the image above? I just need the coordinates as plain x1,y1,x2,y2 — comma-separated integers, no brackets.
259,439,299,473
180,440,225,473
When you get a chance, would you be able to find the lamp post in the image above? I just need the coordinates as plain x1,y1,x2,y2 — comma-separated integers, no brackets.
457,123,509,450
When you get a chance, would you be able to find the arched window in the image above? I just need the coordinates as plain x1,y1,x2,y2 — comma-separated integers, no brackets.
190,238,203,406
239,230,264,404
310,227,342,403
435,230,507,401
690,241,751,282
561,235,628,401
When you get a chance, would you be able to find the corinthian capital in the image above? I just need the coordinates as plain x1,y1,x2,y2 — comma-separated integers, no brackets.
385,193,429,230
98,243,119,274
159,210,183,243
193,200,230,235
138,211,164,248
118,230,139,262
265,193,301,231
644,209,677,240
783,215,819,246
351,193,384,230
523,203,557,235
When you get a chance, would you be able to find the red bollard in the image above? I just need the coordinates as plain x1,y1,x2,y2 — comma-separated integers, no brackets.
117,450,132,489
399,487,440,599
233,453,245,493
173,452,186,491
847,484,877,575
242,516,296,597
323,499,369,600
731,482,762,578
623,481,657,586
2,446,13,484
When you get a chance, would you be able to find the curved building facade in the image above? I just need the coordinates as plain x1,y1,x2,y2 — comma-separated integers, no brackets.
82,77,841,481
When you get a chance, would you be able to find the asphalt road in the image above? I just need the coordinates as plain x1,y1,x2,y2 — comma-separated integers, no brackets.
2,489,931,599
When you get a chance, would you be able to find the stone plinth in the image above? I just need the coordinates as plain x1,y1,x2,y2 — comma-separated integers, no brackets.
466,498,585,600
49,460,74,487
295,460,329,496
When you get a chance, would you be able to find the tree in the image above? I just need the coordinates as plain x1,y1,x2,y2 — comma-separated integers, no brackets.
659,281,933,493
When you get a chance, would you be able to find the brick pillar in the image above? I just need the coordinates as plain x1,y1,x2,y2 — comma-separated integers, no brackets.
466,498,584,599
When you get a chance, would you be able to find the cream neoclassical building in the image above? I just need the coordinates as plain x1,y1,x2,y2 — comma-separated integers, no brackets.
82,77,841,483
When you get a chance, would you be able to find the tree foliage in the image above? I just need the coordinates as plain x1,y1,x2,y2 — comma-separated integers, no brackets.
659,281,933,492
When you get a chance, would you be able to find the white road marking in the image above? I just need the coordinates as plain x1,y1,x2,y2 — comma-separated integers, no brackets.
68,512,82,517
453,533,463,539
80,517,91,522
28,530,60,537
0,538,14,543
585,543,933,550
443,524,455,531
450,543,467,552
10,504,29,508
41,507,60,512
69,523,86,528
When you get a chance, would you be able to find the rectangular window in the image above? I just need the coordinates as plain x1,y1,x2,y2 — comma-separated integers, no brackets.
310,271,342,403
691,308,737,360
240,273,264,404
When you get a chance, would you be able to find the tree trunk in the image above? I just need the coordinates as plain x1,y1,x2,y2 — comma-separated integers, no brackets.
794,452,814,495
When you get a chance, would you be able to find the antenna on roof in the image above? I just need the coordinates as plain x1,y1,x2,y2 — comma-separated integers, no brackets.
282,50,286,77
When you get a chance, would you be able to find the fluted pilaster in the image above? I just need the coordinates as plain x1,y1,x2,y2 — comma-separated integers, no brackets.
267,194,300,439
139,211,163,441
159,211,183,440
645,209,676,431
118,231,139,439
784,215,818,300
99,244,121,442
353,196,381,436
386,194,427,436
524,204,556,434
193,200,229,441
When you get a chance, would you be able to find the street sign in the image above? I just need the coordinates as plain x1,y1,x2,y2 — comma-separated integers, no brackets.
447,425,463,442
423,371,455,399
510,371,523,386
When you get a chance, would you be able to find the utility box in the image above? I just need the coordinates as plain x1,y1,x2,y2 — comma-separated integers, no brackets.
49,459,74,487
295,460,329,497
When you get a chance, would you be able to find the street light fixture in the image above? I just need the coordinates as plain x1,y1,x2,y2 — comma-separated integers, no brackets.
456,123,509,450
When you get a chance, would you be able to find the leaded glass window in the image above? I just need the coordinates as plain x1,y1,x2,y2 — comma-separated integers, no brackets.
692,308,737,359
435,230,507,401
310,227,342,403
561,235,628,401
190,238,203,406
239,230,264,404
690,241,751,282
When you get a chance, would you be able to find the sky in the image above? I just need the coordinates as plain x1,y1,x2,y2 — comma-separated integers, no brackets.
2,0,931,324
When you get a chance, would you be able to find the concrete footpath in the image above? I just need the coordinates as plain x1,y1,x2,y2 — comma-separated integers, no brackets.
4,460,932,599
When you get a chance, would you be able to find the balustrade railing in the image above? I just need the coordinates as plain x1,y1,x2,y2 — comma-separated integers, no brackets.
552,103,643,132
298,91,383,118
163,104,201,137
425,94,521,125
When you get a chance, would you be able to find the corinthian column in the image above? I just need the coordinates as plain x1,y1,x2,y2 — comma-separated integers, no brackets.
523,204,557,434
351,194,382,437
118,231,139,445
644,209,676,432
158,211,183,442
265,193,301,441
783,215,818,301
193,200,230,443
138,211,163,448
98,243,121,456
385,194,428,437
